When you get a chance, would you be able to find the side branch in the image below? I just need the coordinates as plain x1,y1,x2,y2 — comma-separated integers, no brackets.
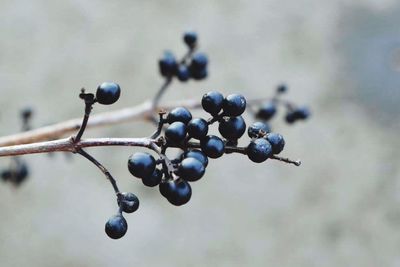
0,137,159,157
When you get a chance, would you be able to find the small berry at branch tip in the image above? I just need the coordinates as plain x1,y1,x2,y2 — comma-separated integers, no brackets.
96,82,121,105
105,214,128,239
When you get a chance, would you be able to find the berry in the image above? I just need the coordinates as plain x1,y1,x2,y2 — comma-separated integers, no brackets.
118,192,139,213
10,161,29,186
167,107,192,124
190,68,208,80
105,214,128,239
128,152,156,178
277,84,288,93
142,168,162,187
159,179,192,206
176,65,190,82
159,51,178,77
183,31,197,48
165,122,187,143
200,135,225,158
21,107,33,121
96,82,121,105
256,102,276,121
222,94,246,116
189,53,208,71
182,149,208,167
202,91,224,115
187,118,208,140
1,169,11,182
218,116,246,140
294,107,311,120
247,138,272,163
285,112,296,124
178,158,205,182
266,133,285,154
248,122,271,138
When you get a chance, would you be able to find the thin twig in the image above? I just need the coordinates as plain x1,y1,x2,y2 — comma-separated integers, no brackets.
77,148,121,195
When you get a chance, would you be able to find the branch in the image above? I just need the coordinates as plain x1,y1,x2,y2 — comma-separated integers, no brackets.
0,97,274,148
0,137,160,157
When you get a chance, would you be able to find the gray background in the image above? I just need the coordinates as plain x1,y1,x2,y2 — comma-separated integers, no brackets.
0,0,400,266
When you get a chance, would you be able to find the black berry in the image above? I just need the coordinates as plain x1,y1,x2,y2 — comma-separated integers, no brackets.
222,94,246,116
248,122,271,138
178,158,205,182
266,133,285,154
277,84,288,93
200,135,225,158
96,82,121,105
159,51,177,77
142,168,162,187
165,122,187,144
182,149,208,167
202,91,224,115
247,138,272,163
256,102,276,121
118,192,139,213
167,107,192,124
105,214,128,239
190,68,208,80
218,116,246,140
183,31,197,48
128,152,156,178
176,65,190,82
187,118,208,140
159,179,192,206
189,53,208,71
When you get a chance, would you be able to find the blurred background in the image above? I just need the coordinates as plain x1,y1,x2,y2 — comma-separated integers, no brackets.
0,0,399,266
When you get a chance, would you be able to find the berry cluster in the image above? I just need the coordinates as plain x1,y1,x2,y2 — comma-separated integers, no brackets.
127,91,296,217
0,32,310,240
255,84,311,125
159,32,208,82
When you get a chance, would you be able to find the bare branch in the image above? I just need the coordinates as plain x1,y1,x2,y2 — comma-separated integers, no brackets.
0,137,160,157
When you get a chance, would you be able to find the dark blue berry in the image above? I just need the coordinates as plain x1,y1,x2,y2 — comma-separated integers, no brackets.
159,52,178,77
248,122,271,138
128,152,156,178
182,149,208,167
178,158,205,182
21,107,33,120
176,65,190,82
118,192,139,213
187,118,208,140
105,214,128,239
167,107,192,124
202,91,224,115
285,112,296,124
1,169,11,182
96,82,121,105
165,122,187,143
159,179,192,206
294,107,311,120
277,84,288,93
256,102,276,121
189,53,208,71
190,68,208,80
142,168,162,187
218,116,246,140
247,138,272,163
183,31,197,48
200,135,225,158
266,133,285,154
222,94,246,116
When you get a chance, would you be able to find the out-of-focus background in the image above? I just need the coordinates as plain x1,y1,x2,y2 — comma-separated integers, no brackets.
0,0,399,266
